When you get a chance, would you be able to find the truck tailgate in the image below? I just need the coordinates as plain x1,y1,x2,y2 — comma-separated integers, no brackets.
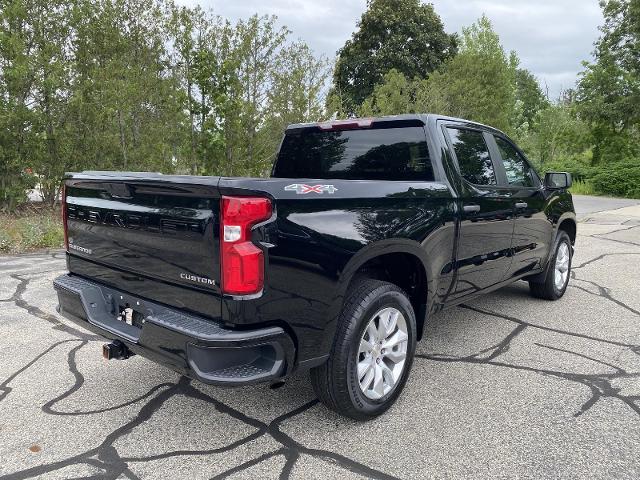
65,174,222,304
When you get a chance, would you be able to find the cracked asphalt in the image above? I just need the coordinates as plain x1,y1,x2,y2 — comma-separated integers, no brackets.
1,197,639,479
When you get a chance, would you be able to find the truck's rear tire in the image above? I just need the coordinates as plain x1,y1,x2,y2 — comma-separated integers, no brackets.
310,279,417,420
529,231,572,300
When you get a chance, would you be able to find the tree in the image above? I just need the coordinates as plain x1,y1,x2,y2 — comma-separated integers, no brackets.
167,4,236,174
267,42,331,140
1,0,43,210
0,0,79,207
529,103,592,166
0,0,333,210
330,0,456,115
417,15,519,132
69,0,186,173
221,15,330,177
358,69,415,116
577,0,640,162
356,16,536,135
515,69,549,127
229,15,290,175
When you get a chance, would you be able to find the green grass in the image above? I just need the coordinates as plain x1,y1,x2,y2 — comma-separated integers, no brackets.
0,207,64,254
569,178,597,196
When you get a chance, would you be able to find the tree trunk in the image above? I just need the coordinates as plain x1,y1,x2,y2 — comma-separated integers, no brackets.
44,86,58,208
117,109,128,169
188,74,197,175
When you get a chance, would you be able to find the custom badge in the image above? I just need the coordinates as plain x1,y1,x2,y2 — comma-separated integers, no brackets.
179,272,216,286
284,184,338,194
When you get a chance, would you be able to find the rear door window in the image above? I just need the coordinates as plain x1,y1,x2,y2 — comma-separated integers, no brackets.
446,128,496,185
273,126,434,181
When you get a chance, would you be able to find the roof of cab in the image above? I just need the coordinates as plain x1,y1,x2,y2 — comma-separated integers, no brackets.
285,113,507,137
286,113,426,131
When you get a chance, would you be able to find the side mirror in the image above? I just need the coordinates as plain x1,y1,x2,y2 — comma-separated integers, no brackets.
544,172,572,189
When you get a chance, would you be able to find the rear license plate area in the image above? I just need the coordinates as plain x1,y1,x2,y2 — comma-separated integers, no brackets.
116,304,146,329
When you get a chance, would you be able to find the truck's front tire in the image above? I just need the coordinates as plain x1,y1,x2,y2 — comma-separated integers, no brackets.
310,279,417,420
529,230,572,300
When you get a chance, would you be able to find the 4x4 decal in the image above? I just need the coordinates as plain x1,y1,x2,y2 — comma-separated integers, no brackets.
284,184,338,194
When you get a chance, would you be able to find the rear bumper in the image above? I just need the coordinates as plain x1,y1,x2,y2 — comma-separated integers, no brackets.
53,274,295,386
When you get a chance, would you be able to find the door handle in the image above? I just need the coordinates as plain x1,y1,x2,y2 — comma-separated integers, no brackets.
515,202,528,209
463,204,481,214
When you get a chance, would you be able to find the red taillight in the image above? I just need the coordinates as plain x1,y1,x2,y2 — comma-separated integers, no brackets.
62,184,69,251
220,196,272,295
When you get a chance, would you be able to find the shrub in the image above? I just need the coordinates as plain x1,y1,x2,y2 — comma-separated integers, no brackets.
0,208,64,254
570,179,597,196
590,160,640,198
0,230,12,253
0,169,38,213
540,152,594,181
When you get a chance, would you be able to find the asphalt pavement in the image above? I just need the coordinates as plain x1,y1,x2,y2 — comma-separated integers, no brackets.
572,194,640,217
1,195,639,479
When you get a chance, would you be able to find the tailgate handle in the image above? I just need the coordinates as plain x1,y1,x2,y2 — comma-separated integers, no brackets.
515,202,528,209
106,183,133,199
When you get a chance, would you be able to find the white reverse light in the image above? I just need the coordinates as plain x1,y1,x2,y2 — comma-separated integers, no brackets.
223,225,241,242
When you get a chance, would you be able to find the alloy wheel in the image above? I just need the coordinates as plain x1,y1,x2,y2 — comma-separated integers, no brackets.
554,242,570,290
356,307,408,400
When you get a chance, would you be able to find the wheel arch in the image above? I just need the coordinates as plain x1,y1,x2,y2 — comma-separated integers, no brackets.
535,212,576,277
557,216,577,245
330,240,431,341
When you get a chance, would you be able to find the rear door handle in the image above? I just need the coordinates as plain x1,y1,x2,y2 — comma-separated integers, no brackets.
463,204,481,214
515,202,528,209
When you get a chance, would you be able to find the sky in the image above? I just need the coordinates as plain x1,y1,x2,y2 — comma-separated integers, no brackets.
180,0,605,100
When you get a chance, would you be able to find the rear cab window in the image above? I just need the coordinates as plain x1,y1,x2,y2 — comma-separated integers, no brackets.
272,124,434,181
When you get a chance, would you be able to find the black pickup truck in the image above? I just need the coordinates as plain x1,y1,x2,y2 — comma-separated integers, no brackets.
54,114,576,419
